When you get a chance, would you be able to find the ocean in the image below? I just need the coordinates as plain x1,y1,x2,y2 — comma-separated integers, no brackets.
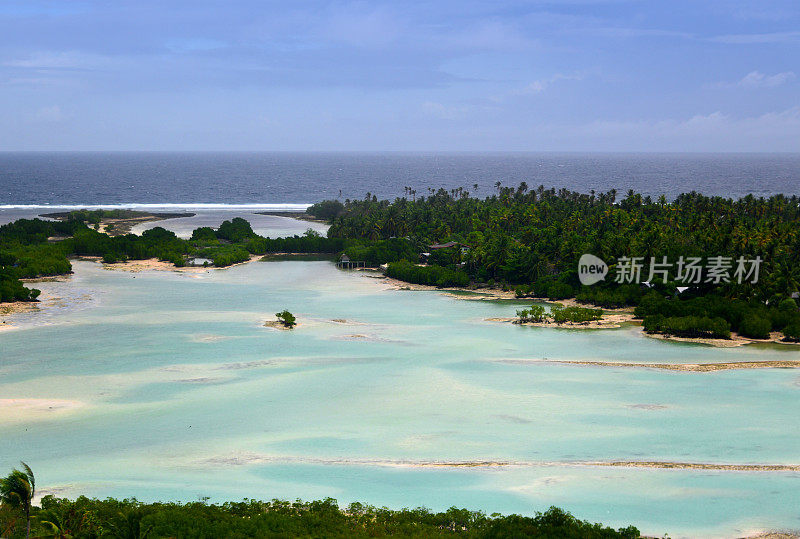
2,152,800,208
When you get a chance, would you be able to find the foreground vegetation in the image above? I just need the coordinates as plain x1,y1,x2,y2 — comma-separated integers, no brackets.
0,464,639,539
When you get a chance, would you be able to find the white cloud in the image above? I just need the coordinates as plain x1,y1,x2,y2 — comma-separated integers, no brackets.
435,20,538,52
737,70,795,88
323,4,402,47
710,31,800,44
566,107,800,151
3,51,111,70
421,101,467,120
517,72,585,95
33,106,67,122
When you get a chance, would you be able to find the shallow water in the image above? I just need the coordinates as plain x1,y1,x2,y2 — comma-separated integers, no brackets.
1,260,799,538
128,210,328,239
0,207,328,239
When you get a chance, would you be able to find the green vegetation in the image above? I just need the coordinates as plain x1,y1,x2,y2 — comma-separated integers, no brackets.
0,464,640,539
313,187,800,340
0,496,641,539
516,304,603,324
307,199,345,220
516,304,547,323
42,208,189,224
0,462,35,539
0,218,79,302
574,285,643,309
197,245,250,267
642,315,731,339
5,192,800,343
634,291,799,340
0,271,41,302
245,232,345,255
0,214,372,302
216,217,256,243
341,238,418,267
386,260,470,288
276,309,297,328
325,188,800,302
783,320,800,342
550,305,604,324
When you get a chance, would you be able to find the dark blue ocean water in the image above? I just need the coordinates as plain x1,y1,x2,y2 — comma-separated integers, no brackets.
1,152,799,206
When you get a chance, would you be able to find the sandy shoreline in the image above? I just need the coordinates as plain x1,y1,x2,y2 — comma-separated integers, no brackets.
196,452,800,472
42,211,194,236
380,277,800,347
487,313,634,330
0,300,40,316
95,254,261,272
546,359,800,372
0,398,86,422
0,301,41,331
644,330,800,348
255,211,327,223
380,275,517,298
263,319,299,330
97,257,209,273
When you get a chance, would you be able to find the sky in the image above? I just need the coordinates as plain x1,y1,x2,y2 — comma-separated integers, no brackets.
0,0,798,152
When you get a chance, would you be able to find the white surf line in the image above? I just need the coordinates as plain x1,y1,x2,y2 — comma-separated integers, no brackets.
0,203,312,211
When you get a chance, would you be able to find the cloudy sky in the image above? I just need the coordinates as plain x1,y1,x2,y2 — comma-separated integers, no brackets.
1,0,798,151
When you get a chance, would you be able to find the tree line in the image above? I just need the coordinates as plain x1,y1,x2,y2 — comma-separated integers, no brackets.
0,215,350,302
315,187,800,341
1,462,640,538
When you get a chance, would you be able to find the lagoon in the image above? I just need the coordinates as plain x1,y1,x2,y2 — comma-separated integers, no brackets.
1,259,799,538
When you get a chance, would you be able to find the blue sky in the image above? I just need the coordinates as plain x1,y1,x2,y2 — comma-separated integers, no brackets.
1,0,798,151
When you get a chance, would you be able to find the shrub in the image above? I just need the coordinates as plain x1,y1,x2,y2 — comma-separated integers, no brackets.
342,238,417,266
276,310,297,328
385,260,469,288
515,284,533,298
190,227,218,242
216,218,255,243
782,321,800,342
643,315,730,339
516,305,547,323
0,274,41,302
738,315,771,339
547,281,573,300
198,246,251,267
576,284,642,308
550,305,603,324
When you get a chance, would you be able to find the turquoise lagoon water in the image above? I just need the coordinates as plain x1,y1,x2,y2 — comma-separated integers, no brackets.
1,260,799,538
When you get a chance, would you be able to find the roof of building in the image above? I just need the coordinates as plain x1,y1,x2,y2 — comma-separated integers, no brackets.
429,241,458,249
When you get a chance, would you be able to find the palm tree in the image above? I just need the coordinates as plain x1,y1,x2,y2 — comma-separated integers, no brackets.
0,462,35,539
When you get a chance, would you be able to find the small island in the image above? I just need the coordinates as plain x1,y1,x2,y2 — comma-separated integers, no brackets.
41,209,195,236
